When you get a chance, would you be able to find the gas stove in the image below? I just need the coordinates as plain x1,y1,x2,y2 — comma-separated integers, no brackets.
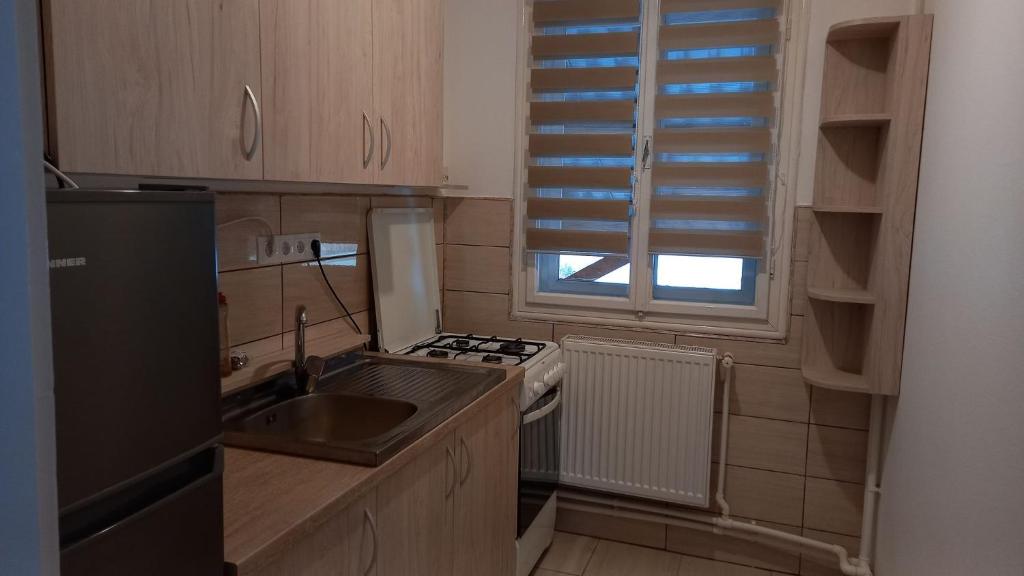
403,334,563,409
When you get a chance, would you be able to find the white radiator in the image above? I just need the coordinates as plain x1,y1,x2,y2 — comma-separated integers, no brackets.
559,336,717,507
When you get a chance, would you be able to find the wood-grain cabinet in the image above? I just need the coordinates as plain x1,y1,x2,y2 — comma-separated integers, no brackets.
245,389,518,576
44,0,442,188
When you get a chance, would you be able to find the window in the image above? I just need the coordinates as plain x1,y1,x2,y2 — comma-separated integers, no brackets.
514,0,797,335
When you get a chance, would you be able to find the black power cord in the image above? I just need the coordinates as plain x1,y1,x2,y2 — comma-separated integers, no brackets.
310,239,363,335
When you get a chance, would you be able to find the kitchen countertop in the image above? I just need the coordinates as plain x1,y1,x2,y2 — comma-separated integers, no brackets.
222,353,524,574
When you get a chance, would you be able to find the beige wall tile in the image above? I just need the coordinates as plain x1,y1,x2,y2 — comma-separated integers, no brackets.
218,267,282,346
717,466,805,526
809,387,870,430
228,333,284,360
678,554,774,576
436,244,444,294
676,316,803,369
799,529,860,576
667,521,800,574
444,290,552,340
791,260,807,316
432,198,444,244
281,195,369,257
803,478,863,537
715,365,810,423
537,531,597,575
584,540,680,576
554,507,666,549
445,198,512,246
444,244,510,294
553,324,675,345
369,195,432,209
283,255,371,327
805,426,867,483
793,207,812,262
216,193,280,272
712,415,808,476
281,311,372,344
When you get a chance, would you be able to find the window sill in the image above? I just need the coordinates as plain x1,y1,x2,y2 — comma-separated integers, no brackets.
511,307,789,342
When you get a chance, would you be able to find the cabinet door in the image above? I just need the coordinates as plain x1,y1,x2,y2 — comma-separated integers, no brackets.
249,489,377,576
46,0,262,179
377,433,455,576
454,392,519,576
372,0,444,187
259,0,375,184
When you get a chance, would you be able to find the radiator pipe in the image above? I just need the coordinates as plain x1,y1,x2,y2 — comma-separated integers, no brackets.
714,355,875,576
715,353,734,519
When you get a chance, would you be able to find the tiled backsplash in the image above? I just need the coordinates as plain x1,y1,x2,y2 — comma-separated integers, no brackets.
218,193,871,575
215,193,443,355
441,199,870,576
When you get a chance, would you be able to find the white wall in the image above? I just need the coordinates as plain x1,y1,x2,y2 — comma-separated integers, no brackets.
874,1,1024,574
792,0,917,205
442,0,520,198
0,0,59,573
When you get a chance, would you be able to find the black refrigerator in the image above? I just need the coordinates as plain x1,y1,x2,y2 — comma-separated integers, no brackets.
47,188,224,576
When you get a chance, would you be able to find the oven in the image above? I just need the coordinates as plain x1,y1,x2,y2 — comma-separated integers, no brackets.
516,383,561,575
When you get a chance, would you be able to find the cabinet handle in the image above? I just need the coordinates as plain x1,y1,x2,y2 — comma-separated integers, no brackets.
242,84,261,161
445,446,457,498
380,117,392,169
362,111,375,169
458,437,472,486
363,509,378,575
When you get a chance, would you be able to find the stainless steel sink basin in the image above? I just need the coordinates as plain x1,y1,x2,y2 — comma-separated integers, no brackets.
233,394,418,443
222,355,506,466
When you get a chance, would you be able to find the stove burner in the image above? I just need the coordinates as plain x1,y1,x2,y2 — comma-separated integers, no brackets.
499,341,527,355
481,354,504,364
426,350,449,358
452,339,471,349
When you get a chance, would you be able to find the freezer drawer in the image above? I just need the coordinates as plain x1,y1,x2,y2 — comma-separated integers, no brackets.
60,447,224,576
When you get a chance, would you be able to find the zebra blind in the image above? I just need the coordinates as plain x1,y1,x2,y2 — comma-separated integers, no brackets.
647,0,780,258
525,0,643,256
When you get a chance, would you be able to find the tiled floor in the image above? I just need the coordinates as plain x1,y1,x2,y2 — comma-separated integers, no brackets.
532,532,791,576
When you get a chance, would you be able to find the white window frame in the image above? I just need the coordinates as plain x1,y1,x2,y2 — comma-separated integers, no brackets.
511,0,810,339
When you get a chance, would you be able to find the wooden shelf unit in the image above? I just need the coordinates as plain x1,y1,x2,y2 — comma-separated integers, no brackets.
801,15,933,396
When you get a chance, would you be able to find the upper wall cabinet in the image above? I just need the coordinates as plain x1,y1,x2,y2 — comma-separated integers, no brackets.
44,0,444,188
373,0,444,187
45,0,264,180
260,0,375,184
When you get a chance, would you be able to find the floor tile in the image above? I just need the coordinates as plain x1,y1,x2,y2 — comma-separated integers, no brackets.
678,554,773,575
583,540,682,576
538,531,599,575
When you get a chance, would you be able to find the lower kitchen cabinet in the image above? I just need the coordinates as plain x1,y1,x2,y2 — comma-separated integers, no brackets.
251,490,377,576
454,390,519,576
377,433,455,576
237,389,518,576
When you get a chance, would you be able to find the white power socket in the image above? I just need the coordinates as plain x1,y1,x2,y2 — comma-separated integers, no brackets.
256,233,322,265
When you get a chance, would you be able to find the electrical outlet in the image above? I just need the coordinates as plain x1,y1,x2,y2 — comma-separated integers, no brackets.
257,233,322,265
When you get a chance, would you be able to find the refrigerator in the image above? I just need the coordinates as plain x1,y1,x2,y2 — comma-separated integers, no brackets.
47,188,224,576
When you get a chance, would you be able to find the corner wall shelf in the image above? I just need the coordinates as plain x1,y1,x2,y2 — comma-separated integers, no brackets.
819,114,892,128
801,15,933,397
812,205,884,214
802,367,869,394
806,287,877,305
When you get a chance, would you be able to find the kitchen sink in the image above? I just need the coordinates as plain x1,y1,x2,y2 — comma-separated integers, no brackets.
222,354,506,466
232,394,419,443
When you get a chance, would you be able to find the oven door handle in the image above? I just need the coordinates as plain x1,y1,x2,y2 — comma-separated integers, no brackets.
522,387,562,425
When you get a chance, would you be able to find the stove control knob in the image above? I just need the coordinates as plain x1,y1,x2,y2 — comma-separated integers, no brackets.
532,380,546,395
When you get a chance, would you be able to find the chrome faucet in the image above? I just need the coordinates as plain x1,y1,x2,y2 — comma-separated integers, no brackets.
294,306,326,395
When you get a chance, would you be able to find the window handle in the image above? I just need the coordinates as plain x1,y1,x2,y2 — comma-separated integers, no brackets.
641,137,652,171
